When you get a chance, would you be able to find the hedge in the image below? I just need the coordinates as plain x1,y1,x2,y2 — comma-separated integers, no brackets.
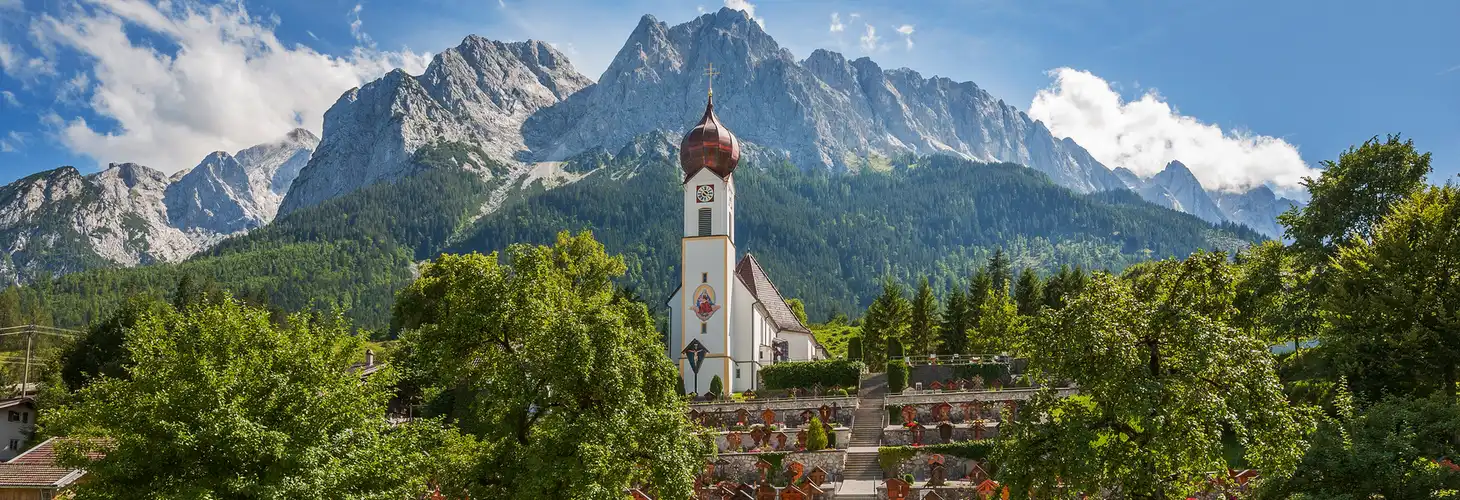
847,336,863,362
887,361,908,394
760,359,864,390
952,363,1009,384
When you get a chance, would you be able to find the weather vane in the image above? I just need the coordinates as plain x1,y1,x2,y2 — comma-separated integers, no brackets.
704,62,719,97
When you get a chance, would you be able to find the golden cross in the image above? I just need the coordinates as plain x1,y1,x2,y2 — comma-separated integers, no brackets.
704,62,719,97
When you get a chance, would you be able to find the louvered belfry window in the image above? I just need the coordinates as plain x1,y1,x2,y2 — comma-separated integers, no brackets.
698,208,712,236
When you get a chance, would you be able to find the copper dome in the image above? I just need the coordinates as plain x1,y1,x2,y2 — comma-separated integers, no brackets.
680,96,740,181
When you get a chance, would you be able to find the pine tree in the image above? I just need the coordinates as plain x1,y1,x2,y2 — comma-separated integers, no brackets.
987,248,1013,295
939,290,968,355
908,276,940,357
1013,268,1044,316
967,269,994,336
861,277,910,370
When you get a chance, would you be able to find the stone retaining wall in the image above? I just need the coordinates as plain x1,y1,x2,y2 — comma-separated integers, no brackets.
712,450,845,484
689,397,857,428
880,424,1000,446
709,428,853,452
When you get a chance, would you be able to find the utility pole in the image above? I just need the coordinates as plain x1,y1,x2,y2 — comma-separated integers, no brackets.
21,324,32,398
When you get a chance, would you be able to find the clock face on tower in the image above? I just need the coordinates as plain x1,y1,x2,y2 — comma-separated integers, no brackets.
695,184,714,203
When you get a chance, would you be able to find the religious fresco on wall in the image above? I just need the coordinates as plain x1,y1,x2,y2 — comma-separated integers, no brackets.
693,284,722,321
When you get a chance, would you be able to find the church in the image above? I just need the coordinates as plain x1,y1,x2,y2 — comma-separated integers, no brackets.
665,85,828,396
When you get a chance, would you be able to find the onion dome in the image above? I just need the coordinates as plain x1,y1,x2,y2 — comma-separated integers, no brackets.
679,95,740,180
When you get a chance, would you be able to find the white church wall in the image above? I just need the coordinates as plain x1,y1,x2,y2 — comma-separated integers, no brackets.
682,170,735,241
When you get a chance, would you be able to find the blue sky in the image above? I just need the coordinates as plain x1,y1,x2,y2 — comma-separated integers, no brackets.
1,0,1456,193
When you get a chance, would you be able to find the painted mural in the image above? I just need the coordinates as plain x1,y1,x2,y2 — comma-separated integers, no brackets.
693,284,722,321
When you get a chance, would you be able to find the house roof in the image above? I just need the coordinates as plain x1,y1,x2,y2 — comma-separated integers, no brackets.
734,254,811,334
0,438,88,489
0,398,33,411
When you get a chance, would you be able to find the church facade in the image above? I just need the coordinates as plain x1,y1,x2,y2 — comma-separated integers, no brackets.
665,90,827,396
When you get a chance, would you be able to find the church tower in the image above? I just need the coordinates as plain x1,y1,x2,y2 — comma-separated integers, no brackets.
673,70,741,396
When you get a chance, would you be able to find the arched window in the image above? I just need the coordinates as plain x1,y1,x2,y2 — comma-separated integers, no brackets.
698,208,712,236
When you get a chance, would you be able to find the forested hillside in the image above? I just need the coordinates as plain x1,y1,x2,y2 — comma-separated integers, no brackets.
0,152,1258,331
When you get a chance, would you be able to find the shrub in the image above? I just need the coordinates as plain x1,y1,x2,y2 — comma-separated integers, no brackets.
878,446,917,476
887,404,904,424
806,417,829,451
676,375,686,397
847,336,863,362
888,340,904,359
760,359,864,390
709,375,724,399
887,361,908,394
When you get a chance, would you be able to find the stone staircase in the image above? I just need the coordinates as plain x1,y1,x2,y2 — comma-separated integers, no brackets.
839,373,887,500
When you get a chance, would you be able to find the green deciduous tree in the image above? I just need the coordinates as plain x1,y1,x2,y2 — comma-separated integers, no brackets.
395,231,710,498
997,254,1311,499
970,292,1021,354
1233,241,1322,353
786,298,809,325
1263,383,1460,499
1326,185,1460,399
908,277,940,357
1012,268,1044,317
1279,134,1432,260
57,295,171,392
47,297,439,499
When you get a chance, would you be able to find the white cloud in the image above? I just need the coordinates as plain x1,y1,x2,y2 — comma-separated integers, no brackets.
348,4,371,46
724,0,763,27
859,24,879,52
1029,67,1317,193
0,41,58,81
0,131,24,152
27,0,429,174
829,12,844,33
895,24,914,50
0,90,17,107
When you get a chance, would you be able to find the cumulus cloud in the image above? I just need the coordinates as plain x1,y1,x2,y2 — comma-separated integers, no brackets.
829,12,844,33
26,0,429,173
1029,67,1317,193
895,24,914,50
0,41,58,81
724,0,763,27
859,24,879,52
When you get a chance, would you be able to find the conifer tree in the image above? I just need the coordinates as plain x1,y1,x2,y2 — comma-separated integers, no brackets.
939,290,968,356
1013,268,1044,317
861,277,910,370
908,276,940,356
987,249,1013,295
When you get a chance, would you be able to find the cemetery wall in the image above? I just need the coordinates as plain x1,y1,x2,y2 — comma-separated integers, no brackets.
714,450,845,484
688,397,856,428
881,425,999,446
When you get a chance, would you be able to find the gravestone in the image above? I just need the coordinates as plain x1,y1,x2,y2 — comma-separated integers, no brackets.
819,405,833,425
972,420,987,440
801,410,816,426
756,460,773,482
932,402,952,422
787,462,805,484
929,380,943,391
807,467,828,486
726,432,743,452
990,379,1003,391
938,422,954,443
943,379,954,390
972,401,986,419
803,483,825,500
886,477,911,499
951,380,965,391
910,422,924,445
756,483,777,500
969,461,991,483
750,427,768,448
737,409,750,426
927,455,947,487
811,383,824,397
779,483,806,500
762,409,776,426
796,429,808,449
960,402,977,423
775,432,788,451
901,405,917,425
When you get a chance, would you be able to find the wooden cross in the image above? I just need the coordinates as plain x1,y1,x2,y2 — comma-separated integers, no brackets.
705,62,720,96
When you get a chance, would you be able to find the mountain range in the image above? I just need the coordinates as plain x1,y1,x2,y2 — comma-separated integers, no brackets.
0,7,1289,318
0,130,316,283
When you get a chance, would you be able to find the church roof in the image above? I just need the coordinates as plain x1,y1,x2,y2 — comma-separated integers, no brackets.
679,95,740,182
734,254,811,334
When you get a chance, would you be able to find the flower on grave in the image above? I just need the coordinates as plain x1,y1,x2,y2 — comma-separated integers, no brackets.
903,421,919,428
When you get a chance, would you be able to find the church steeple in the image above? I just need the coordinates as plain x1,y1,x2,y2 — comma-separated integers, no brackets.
679,64,740,182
